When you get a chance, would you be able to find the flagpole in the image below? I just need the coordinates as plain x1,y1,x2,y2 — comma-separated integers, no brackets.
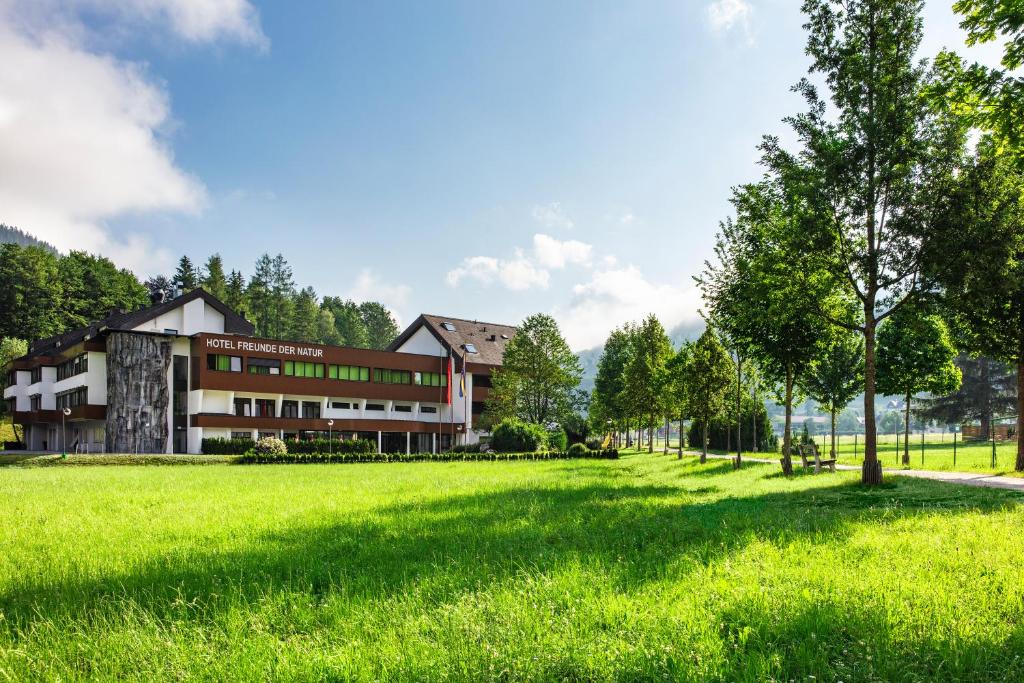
449,351,454,447
438,348,443,453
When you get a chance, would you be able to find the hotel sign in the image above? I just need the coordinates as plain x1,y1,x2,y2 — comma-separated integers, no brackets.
204,336,325,358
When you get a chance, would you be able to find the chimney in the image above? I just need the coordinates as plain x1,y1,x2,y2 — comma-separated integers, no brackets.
149,289,166,305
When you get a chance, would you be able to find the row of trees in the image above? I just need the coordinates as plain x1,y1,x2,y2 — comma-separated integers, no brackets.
696,0,1024,484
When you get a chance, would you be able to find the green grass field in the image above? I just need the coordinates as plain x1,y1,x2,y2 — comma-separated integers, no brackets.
3,455,1024,680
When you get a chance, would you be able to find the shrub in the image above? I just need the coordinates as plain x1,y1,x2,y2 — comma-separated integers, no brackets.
546,426,569,453
585,438,603,451
253,436,287,456
450,443,482,453
567,442,587,456
202,437,255,455
491,418,547,453
236,448,619,465
286,438,375,455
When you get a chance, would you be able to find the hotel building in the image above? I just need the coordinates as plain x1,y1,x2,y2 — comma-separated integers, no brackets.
3,289,514,454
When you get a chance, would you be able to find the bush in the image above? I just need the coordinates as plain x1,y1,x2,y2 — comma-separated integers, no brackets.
585,438,603,451
546,425,569,453
491,418,547,453
236,448,619,465
450,443,482,453
253,436,287,456
202,437,254,455
567,442,587,456
3,441,26,450
287,438,375,455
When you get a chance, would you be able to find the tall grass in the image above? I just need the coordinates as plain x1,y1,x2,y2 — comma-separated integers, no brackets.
1,455,1023,680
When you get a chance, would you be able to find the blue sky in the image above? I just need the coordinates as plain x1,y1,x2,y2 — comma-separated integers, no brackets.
0,0,1004,349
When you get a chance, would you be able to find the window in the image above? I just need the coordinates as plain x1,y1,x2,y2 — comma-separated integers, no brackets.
259,431,277,439
56,354,88,381
231,432,253,440
254,399,275,417
280,400,299,418
464,343,478,354
441,322,456,331
365,403,385,411
394,405,412,413
474,374,492,388
56,386,87,410
414,371,447,387
284,361,324,378
331,401,352,410
233,398,252,417
30,367,42,384
373,368,412,384
328,364,369,381
420,405,437,414
30,395,41,411
164,328,179,335
301,401,321,419
6,371,15,388
248,358,281,375
208,354,242,372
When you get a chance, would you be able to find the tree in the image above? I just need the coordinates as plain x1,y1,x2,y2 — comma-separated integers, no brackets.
876,307,962,465
0,337,27,439
0,244,62,340
681,328,732,463
58,251,147,328
247,254,274,337
224,270,247,316
269,254,295,339
760,0,966,484
173,256,200,292
316,307,341,346
623,315,673,454
801,329,864,467
289,286,320,343
916,355,1016,438
699,181,826,475
924,141,1024,469
322,297,369,348
666,342,693,458
485,314,582,426
201,254,228,301
589,324,636,447
359,302,399,350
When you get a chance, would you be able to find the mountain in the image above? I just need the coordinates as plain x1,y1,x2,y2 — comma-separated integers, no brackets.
0,224,57,253
576,317,706,394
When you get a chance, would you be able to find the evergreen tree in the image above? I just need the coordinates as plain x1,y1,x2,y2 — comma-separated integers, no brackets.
916,355,1016,438
0,244,62,340
247,254,274,337
322,297,369,348
173,256,200,292
623,315,673,454
289,286,320,343
58,251,147,327
316,307,341,346
201,254,228,301
485,314,582,425
877,307,962,465
269,254,295,339
224,270,247,316
359,302,399,350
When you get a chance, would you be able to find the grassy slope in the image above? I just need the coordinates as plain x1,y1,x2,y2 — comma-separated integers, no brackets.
2,456,1024,681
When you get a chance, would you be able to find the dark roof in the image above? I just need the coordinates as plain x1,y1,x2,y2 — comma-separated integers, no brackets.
388,314,516,367
25,288,254,358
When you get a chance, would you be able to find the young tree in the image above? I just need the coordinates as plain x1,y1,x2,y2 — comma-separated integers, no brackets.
681,328,732,463
173,256,200,292
359,302,399,350
876,307,962,465
801,329,864,467
666,342,693,458
589,324,636,447
201,254,228,301
761,0,966,484
623,315,673,454
485,314,582,426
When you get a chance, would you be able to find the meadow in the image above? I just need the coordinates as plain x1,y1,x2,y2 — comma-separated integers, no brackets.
2,454,1024,681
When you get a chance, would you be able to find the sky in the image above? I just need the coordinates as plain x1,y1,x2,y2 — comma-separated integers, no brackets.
0,0,1008,350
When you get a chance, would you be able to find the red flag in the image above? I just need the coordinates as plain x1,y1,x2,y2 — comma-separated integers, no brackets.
446,353,452,405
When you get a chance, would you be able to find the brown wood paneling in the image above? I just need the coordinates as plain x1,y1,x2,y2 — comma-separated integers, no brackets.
12,404,106,424
191,413,464,434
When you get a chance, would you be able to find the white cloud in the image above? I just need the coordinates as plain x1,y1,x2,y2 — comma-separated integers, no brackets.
532,233,592,269
706,0,753,36
531,202,574,230
446,251,550,291
554,265,702,350
348,268,412,324
0,1,265,275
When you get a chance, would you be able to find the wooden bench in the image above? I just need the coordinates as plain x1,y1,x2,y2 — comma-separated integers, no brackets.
798,443,836,472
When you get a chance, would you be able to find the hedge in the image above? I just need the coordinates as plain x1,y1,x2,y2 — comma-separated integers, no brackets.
201,437,256,455
237,448,619,465
202,437,376,455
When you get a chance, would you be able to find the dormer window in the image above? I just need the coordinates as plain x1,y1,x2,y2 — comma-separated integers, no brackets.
441,322,456,331
464,343,478,354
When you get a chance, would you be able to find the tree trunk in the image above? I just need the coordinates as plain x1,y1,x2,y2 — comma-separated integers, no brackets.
664,416,669,455
648,419,654,454
1017,358,1024,471
751,386,758,453
735,354,743,469
902,391,911,466
830,409,837,459
678,417,684,459
862,316,883,485
781,363,794,476
700,418,708,464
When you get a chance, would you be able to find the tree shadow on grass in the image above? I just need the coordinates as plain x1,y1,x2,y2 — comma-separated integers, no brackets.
2,466,1022,679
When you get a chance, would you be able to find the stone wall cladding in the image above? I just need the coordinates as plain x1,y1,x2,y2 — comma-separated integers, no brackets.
105,333,171,453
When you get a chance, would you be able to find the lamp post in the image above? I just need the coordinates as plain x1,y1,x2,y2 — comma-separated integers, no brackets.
327,419,334,455
61,407,70,459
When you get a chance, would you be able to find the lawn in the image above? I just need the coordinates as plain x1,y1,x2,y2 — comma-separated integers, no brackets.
3,455,1024,681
